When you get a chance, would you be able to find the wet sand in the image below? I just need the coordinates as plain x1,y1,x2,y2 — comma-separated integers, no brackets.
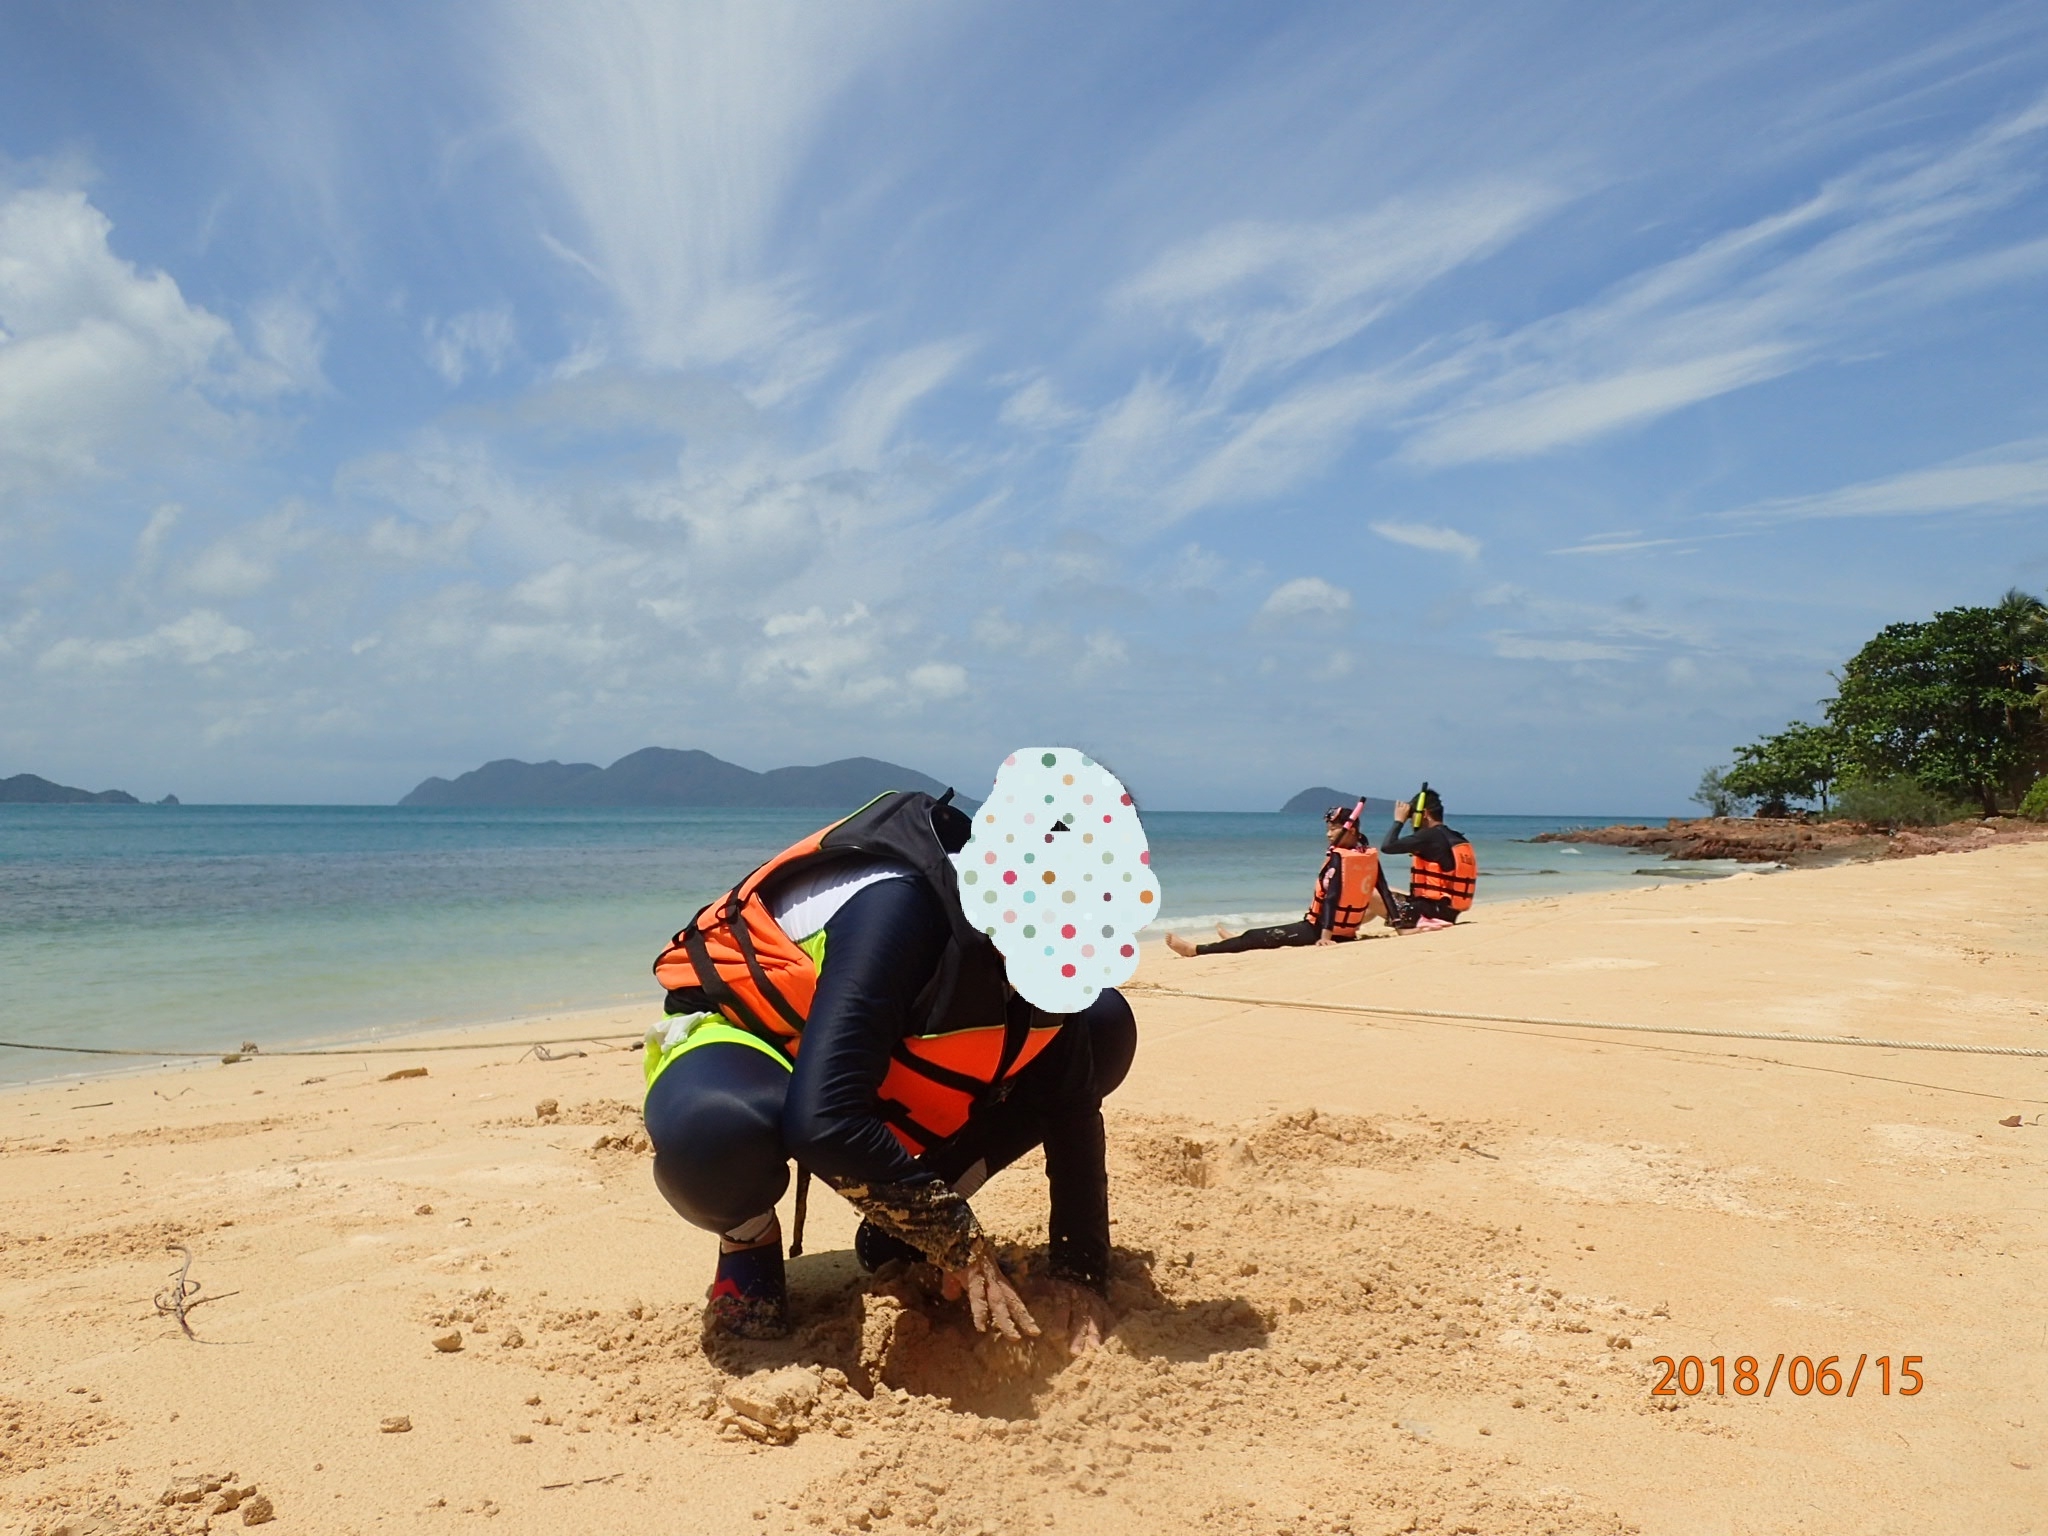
4,845,2046,1535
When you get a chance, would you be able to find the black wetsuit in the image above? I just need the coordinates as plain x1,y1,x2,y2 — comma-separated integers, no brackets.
1194,846,1348,954
643,875,1132,1290
1381,821,1463,924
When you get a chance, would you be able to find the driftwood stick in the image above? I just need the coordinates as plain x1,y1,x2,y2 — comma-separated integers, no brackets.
154,1245,234,1342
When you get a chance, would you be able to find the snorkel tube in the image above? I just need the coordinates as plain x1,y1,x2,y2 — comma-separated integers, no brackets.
1411,781,1431,830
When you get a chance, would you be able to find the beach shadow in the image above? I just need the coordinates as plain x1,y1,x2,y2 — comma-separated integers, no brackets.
698,1243,1269,1420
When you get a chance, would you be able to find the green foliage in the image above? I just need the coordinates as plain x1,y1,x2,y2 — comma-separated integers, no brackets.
2019,776,2048,823
1831,775,1972,829
1691,766,1750,818
1825,595,2048,815
1720,720,1846,814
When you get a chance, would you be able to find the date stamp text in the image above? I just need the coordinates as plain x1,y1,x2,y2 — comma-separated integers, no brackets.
1650,1354,1924,1398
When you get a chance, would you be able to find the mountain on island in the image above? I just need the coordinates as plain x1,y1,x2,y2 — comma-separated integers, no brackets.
1280,786,1397,822
1,773,140,805
400,747,978,810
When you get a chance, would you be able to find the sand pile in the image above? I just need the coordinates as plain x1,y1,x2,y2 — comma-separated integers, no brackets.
355,1108,1656,1536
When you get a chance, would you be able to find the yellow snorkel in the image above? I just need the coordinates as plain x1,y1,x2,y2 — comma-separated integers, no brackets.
1411,781,1430,830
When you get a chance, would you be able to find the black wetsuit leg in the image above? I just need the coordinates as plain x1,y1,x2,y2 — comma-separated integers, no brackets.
1196,920,1330,954
643,1041,792,1234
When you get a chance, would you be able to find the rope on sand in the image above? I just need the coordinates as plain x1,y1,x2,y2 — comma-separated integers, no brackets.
0,1032,641,1060
1130,985,2048,1060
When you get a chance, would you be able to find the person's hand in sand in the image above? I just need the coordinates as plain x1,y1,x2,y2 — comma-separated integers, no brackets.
1039,1276,1115,1355
941,1244,1042,1341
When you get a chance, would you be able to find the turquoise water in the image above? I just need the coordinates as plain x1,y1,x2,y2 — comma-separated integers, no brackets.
0,804,1702,1082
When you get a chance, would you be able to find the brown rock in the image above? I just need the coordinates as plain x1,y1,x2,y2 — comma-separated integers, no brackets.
241,1493,276,1526
535,1098,559,1119
380,1415,412,1433
382,1067,429,1081
432,1331,464,1352
724,1365,823,1434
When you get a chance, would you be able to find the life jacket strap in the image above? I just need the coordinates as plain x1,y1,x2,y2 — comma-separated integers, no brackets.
725,893,809,1034
683,921,775,1039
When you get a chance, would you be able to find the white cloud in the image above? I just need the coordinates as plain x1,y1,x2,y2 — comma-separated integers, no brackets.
1408,347,1789,466
1550,535,1688,556
1403,94,2048,464
0,187,236,495
745,602,961,709
1119,182,1558,398
1369,519,1481,560
1260,576,1352,617
241,293,328,394
1067,373,1190,506
998,375,1084,433
494,0,919,374
179,509,312,599
366,509,485,564
134,503,182,569
1078,629,1129,677
1491,634,1632,663
907,661,968,698
831,339,973,465
1070,365,1437,526
1725,443,2048,522
425,307,517,386
1167,370,1422,518
39,610,256,670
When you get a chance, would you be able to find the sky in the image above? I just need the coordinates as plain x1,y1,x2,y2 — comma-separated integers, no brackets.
3,1,2047,812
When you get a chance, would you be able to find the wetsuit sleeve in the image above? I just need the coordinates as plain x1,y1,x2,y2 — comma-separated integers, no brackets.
781,876,948,1188
1311,851,1339,934
1041,1030,1111,1290
1380,823,1452,864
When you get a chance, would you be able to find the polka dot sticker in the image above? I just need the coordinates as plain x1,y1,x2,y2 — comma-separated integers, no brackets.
950,747,1161,1012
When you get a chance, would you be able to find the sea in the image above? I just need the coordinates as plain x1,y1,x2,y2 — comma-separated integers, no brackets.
0,804,1724,1085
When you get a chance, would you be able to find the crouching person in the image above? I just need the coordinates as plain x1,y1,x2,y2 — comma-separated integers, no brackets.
641,750,1157,1356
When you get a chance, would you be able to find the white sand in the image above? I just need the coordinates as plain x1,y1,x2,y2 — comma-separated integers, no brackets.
4,845,2046,1534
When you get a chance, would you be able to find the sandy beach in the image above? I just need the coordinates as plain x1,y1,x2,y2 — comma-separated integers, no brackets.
5,846,2046,1536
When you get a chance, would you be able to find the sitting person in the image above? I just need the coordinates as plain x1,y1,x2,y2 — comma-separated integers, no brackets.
1165,804,1381,955
1375,787,1477,932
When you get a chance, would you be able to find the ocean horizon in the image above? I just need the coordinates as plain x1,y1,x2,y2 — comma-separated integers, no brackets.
0,802,1721,1084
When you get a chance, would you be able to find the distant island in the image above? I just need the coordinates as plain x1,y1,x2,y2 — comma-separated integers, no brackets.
1,772,141,805
1280,787,1397,821
400,747,979,810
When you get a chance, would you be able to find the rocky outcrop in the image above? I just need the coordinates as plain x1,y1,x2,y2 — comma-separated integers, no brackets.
1533,816,2046,866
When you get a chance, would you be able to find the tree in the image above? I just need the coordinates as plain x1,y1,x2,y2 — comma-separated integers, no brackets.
1827,596,2048,815
1720,720,1846,814
1691,766,1751,818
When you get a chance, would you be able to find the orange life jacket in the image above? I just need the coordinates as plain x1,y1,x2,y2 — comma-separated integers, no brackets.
651,791,1052,1156
1408,832,1477,912
1305,846,1380,938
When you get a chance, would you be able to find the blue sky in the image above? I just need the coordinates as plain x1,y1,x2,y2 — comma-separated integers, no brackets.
3,1,2046,811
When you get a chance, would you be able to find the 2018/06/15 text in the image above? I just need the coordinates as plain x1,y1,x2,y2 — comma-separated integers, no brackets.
1651,1355,1924,1399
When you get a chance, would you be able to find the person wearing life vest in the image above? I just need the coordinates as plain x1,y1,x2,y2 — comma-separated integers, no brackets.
1164,804,1380,956
1374,786,1477,932
641,752,1152,1356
